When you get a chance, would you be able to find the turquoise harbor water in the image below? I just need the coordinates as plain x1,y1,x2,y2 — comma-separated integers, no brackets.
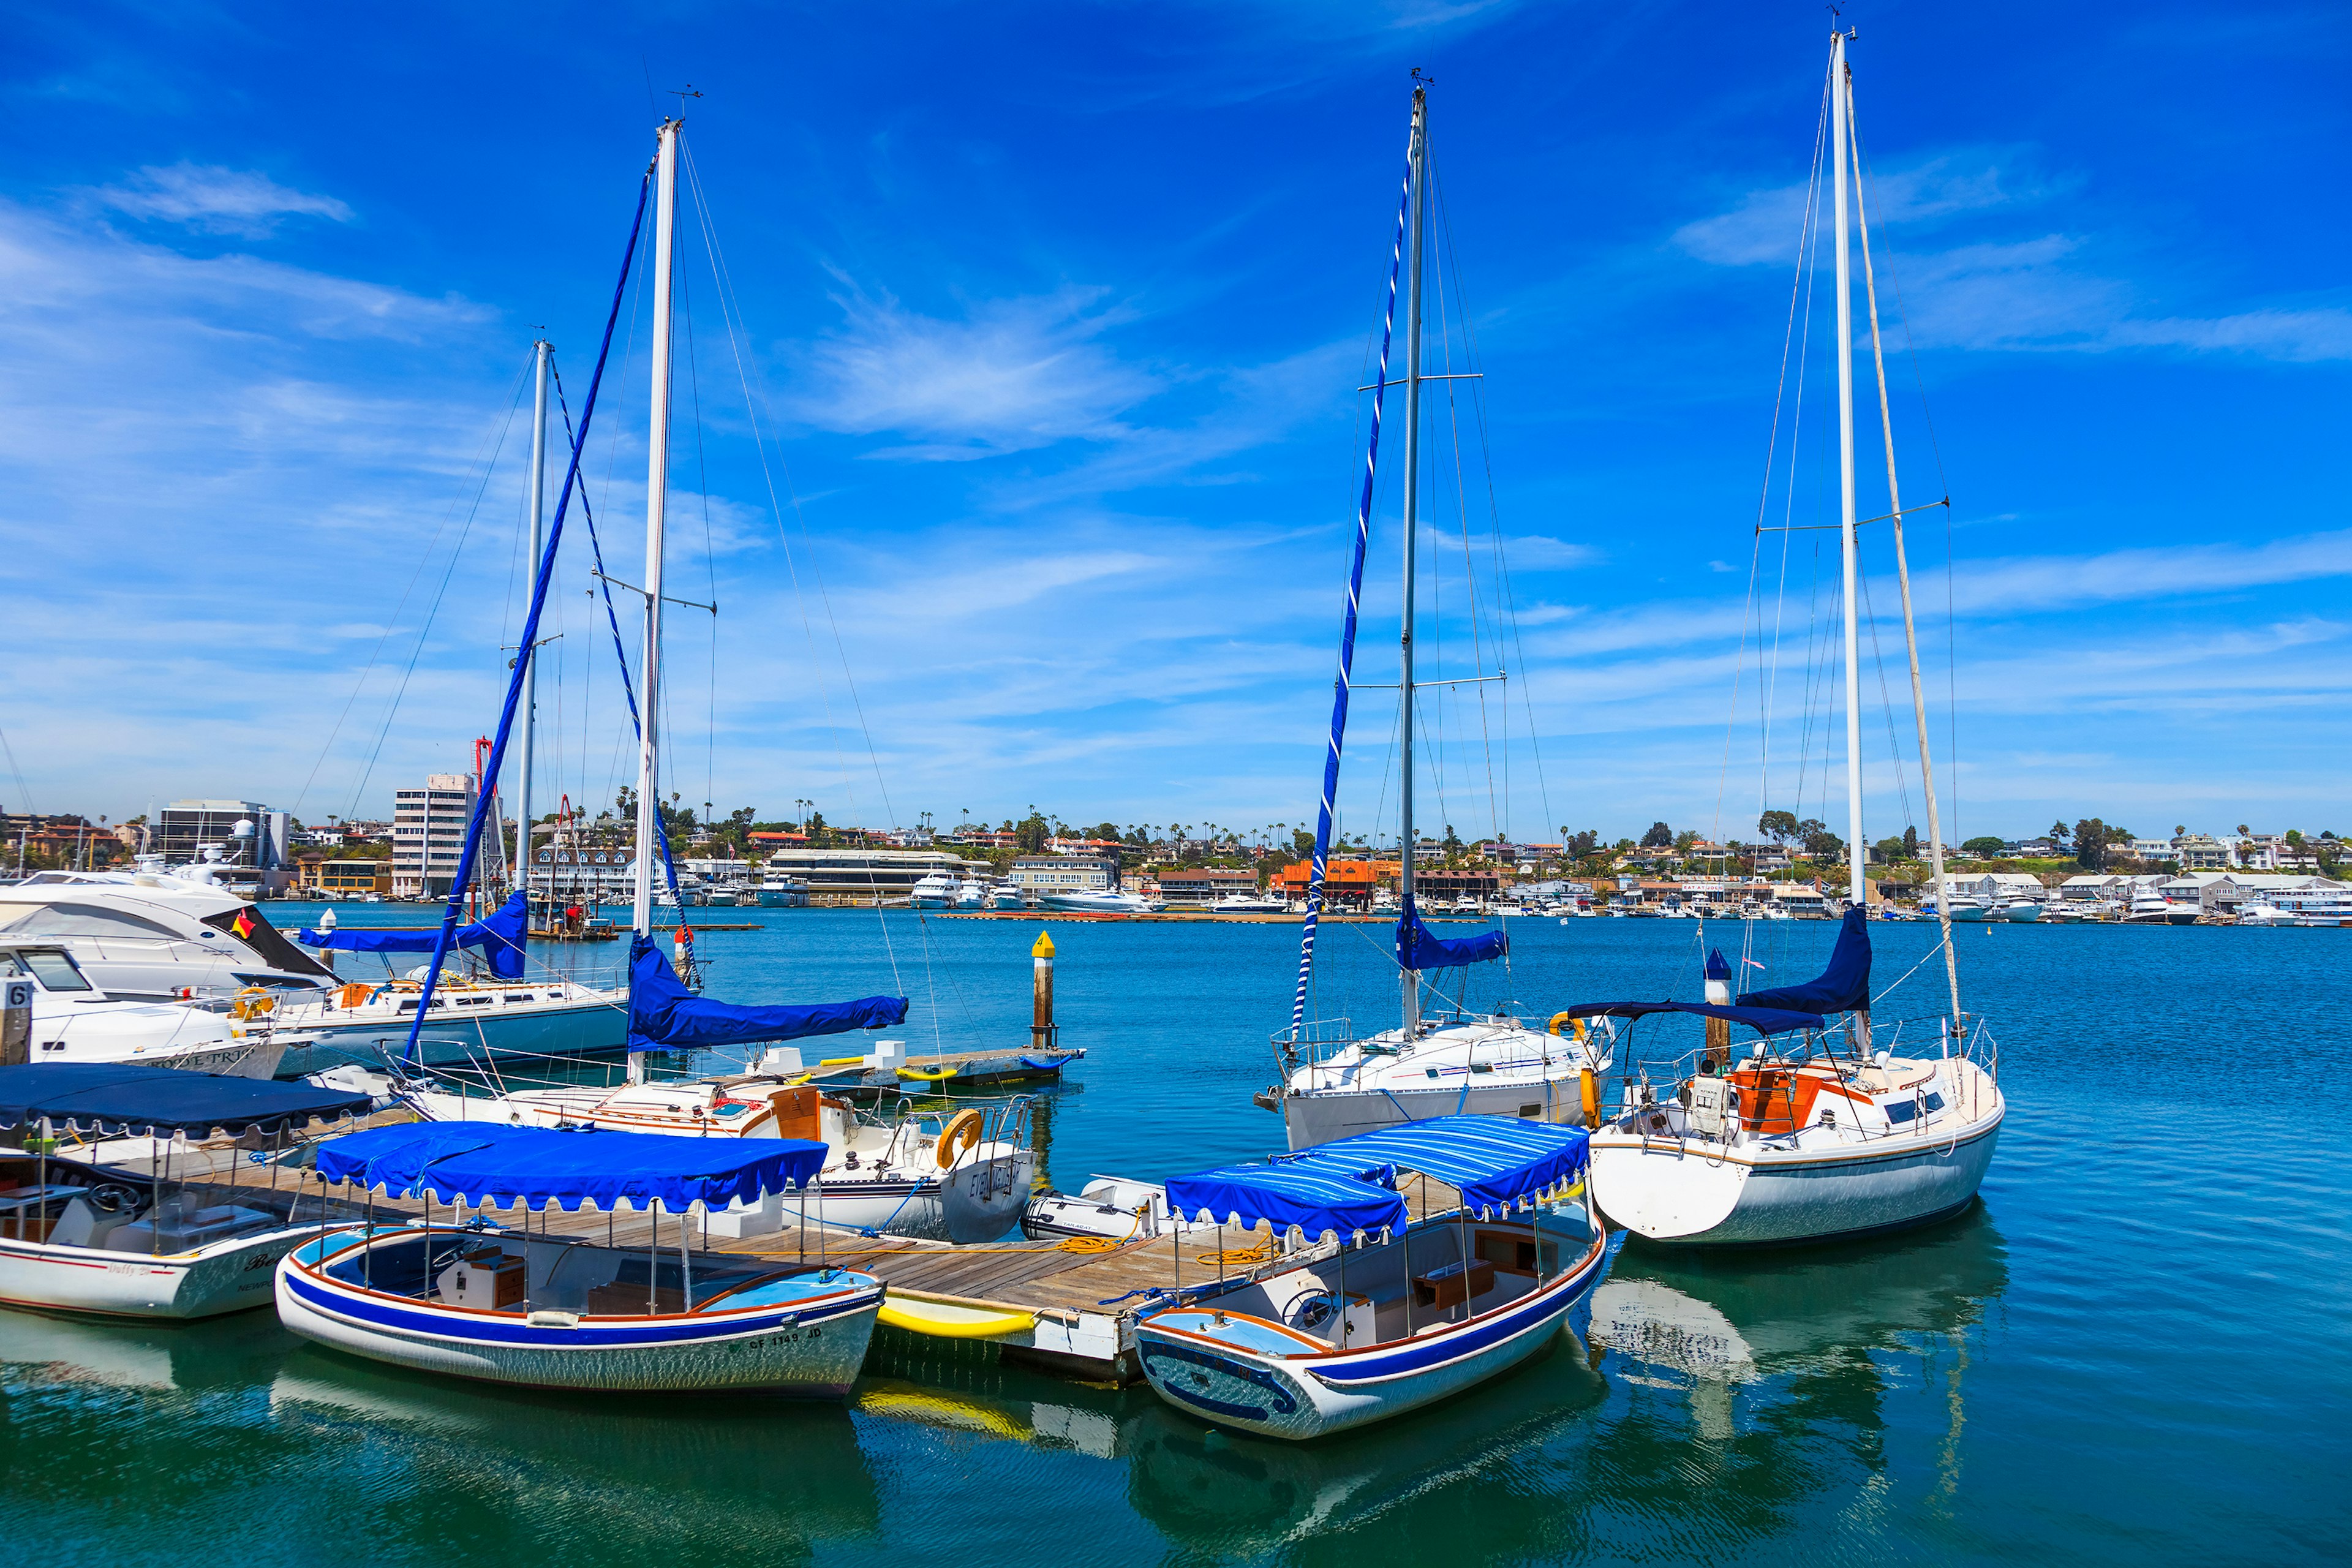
3,908,2345,1565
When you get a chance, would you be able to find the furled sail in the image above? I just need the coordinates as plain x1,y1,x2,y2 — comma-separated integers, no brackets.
300,892,530,980
1736,906,1872,1015
624,936,906,1052
1394,895,1507,971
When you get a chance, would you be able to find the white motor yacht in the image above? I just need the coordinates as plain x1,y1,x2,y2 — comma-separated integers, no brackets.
951,879,988,911
2002,899,2043,922
908,872,959,910
1210,892,1289,915
2124,891,2181,925
0,870,336,1001
753,873,810,908
1,941,286,1077
989,883,1027,911
1040,888,1155,914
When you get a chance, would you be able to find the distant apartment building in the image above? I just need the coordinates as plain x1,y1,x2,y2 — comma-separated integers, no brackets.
1011,854,1121,897
393,774,475,900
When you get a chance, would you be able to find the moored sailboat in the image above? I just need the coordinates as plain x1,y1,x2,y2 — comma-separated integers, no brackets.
1583,30,2004,1246
1255,79,1608,1148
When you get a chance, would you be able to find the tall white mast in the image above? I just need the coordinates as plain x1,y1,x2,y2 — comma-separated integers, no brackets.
1398,81,1429,1038
1831,31,1865,913
1849,75,1964,1036
632,120,680,941
514,337,549,900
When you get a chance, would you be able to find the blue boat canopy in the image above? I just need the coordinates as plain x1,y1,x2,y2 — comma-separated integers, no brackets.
1166,1155,1409,1240
1737,906,1872,1016
1298,1115,1592,1219
0,1063,372,1137
1395,897,1508,971
298,892,531,981
624,937,908,1053
1555,1000,1825,1037
314,1121,828,1212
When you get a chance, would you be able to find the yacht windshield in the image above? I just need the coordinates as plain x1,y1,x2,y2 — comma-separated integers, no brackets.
13,949,94,991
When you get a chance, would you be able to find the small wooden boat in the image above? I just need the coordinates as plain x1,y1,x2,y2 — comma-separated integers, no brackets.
1134,1115,1611,1440
0,1063,372,1319
277,1121,881,1396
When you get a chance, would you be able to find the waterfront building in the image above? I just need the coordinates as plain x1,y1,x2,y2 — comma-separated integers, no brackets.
2058,873,2130,902
1011,854,1121,899
392,775,473,900
1155,867,1257,907
1956,872,2049,904
1267,858,1400,908
298,857,391,897
763,848,989,902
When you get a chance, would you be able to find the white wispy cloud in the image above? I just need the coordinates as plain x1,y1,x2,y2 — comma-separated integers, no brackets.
1675,153,2352,363
796,279,1157,459
87,163,354,237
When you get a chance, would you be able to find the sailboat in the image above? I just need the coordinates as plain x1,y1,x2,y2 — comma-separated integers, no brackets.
1581,31,2004,1246
358,119,1036,1245
1255,79,1611,1151
280,337,630,1077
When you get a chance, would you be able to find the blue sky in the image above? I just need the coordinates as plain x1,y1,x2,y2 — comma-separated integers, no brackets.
2,1,2346,850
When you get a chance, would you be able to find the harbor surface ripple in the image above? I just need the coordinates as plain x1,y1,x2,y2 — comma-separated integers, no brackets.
3,908,2343,1566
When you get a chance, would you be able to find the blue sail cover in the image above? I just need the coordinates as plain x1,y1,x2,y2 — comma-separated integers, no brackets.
1395,896,1508,971
0,1063,372,1137
1166,1155,1409,1239
1737,907,1873,1016
1556,1000,1825,1037
314,1121,826,1212
624,936,906,1053
299,892,530,980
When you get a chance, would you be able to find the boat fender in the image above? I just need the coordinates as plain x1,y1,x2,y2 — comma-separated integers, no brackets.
526,1310,579,1329
1547,1012,1589,1043
935,1109,985,1168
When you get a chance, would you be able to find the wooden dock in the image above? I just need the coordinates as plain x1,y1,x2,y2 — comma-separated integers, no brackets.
135,1131,1457,1384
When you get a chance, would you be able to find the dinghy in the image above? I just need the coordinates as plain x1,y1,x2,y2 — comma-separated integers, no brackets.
276,1121,881,1395
0,1063,371,1318
1134,1115,1612,1440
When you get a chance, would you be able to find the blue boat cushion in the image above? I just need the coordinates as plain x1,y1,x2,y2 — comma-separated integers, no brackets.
315,1121,827,1212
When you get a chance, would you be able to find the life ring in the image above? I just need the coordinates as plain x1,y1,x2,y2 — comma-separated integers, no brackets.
228,986,277,1021
935,1109,986,1168
1547,1012,1588,1044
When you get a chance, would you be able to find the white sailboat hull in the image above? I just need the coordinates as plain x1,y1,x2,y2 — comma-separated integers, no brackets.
1589,1082,2002,1246
0,1224,333,1319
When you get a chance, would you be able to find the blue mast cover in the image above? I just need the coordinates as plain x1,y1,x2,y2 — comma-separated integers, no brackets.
1737,906,1872,1015
299,892,530,980
314,1121,827,1212
624,936,906,1052
1395,895,1507,971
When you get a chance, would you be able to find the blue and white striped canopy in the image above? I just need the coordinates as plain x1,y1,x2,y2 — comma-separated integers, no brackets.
1163,1115,1591,1236
1306,1115,1590,1218
1164,1156,1409,1240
